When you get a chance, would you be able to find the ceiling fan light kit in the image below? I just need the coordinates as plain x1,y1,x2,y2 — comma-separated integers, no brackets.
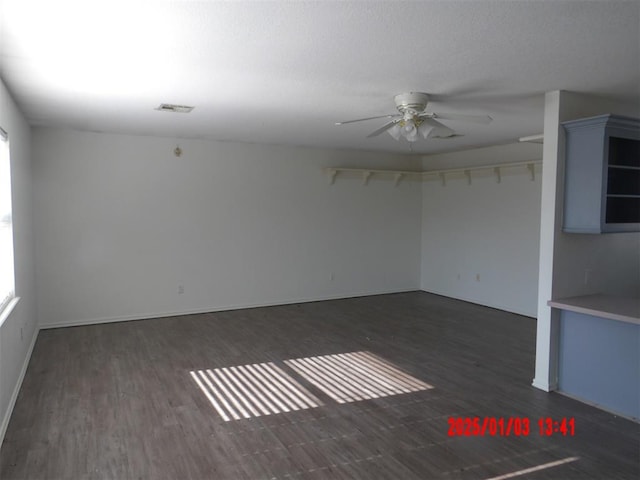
388,117,435,142
337,92,492,143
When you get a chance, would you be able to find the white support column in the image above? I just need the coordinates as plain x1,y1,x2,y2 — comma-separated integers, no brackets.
533,90,563,391
533,90,638,392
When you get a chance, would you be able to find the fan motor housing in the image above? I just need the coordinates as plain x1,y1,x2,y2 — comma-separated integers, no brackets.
394,92,429,113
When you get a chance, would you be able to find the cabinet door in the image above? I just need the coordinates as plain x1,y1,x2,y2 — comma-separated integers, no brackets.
562,119,607,233
604,135,640,228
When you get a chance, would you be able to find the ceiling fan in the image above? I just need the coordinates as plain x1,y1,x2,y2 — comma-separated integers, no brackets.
336,92,492,142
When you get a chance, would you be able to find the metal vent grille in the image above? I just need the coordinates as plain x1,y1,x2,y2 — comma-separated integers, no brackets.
155,103,194,113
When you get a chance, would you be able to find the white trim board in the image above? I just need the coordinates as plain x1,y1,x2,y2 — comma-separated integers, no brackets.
39,288,419,330
555,390,639,424
0,325,39,446
420,288,536,319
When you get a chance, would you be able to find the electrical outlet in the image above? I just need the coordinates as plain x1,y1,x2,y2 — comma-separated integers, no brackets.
20,327,23,341
329,272,335,281
476,274,480,282
178,285,184,294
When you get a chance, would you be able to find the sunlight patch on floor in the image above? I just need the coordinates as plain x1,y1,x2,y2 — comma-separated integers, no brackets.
284,351,433,404
190,362,322,421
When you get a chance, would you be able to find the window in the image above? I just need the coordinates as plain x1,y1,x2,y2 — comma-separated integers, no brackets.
0,127,14,313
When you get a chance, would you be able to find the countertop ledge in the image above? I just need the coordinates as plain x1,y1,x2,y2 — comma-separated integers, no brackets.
548,294,640,326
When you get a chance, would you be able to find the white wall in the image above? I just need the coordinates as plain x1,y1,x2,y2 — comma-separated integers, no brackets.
0,78,37,444
33,128,422,328
420,143,543,317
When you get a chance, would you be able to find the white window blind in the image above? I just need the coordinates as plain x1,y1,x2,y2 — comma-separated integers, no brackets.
0,127,15,313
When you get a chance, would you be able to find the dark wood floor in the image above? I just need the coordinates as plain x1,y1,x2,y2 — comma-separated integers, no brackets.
1,292,638,479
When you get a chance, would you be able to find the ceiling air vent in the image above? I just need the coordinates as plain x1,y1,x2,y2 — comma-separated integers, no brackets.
155,103,194,113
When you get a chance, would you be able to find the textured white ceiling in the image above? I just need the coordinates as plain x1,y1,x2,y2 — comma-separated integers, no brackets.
1,0,639,155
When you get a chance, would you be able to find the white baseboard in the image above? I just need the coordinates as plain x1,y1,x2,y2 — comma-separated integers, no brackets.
0,325,39,446
420,288,536,318
531,377,558,392
39,288,419,330
555,390,639,423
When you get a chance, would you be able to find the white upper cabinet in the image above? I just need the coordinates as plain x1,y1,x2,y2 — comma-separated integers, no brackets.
562,114,640,234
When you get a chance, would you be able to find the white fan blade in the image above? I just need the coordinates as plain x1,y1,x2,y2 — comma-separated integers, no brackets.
336,114,399,125
431,128,457,138
419,117,455,138
367,119,401,138
435,133,464,139
431,112,493,124
420,117,449,129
